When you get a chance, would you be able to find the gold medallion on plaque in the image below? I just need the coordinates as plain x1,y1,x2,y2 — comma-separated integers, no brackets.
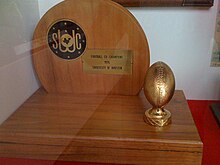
47,20,86,60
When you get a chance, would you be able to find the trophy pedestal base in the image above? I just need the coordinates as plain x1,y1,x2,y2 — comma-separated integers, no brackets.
144,108,171,127
0,88,202,164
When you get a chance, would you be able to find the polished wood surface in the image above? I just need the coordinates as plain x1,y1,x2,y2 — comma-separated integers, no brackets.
112,0,214,7
0,88,202,164
32,0,149,95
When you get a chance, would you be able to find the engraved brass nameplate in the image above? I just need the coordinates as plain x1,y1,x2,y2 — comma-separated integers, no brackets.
82,50,133,75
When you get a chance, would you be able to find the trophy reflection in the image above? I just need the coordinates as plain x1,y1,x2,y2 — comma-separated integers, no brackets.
143,61,175,127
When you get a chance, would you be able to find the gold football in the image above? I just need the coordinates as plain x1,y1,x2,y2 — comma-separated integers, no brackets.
144,61,175,109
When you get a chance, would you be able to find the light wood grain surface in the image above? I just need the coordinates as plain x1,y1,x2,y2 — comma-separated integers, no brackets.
0,88,202,164
32,0,149,95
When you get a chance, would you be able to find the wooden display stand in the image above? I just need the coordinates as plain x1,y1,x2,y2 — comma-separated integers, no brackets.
0,0,202,164
0,89,202,164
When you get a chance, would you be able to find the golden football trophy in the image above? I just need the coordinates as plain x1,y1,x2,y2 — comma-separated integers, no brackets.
143,61,175,127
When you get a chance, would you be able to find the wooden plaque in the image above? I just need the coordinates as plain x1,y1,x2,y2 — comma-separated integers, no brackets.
32,0,150,95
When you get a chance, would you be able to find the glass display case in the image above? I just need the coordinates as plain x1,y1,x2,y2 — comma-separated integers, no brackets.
0,0,218,164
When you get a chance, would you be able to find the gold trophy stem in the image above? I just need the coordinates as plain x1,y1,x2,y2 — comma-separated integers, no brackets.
143,107,171,127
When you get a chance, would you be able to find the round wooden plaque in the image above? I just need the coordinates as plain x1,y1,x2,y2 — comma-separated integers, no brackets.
32,0,150,95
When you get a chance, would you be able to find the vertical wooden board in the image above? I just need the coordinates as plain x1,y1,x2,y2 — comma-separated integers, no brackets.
32,0,150,95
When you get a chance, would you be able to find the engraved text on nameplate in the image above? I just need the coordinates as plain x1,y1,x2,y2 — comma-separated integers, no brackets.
82,50,133,75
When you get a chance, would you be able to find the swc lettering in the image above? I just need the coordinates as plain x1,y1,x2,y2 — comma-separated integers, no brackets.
52,30,82,53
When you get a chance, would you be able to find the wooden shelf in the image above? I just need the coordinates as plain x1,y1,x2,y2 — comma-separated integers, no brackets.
0,88,202,164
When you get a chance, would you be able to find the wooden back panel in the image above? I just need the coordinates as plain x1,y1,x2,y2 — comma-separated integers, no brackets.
32,0,150,95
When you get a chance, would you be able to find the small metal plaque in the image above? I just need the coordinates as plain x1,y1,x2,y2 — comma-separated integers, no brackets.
82,50,133,75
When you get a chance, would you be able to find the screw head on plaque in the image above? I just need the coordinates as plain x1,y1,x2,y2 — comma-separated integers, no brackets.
143,61,175,127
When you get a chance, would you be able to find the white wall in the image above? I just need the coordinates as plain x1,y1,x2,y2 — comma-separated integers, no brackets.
129,4,220,100
0,0,40,124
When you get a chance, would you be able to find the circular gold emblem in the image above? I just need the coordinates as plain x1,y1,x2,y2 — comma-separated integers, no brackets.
48,20,86,60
